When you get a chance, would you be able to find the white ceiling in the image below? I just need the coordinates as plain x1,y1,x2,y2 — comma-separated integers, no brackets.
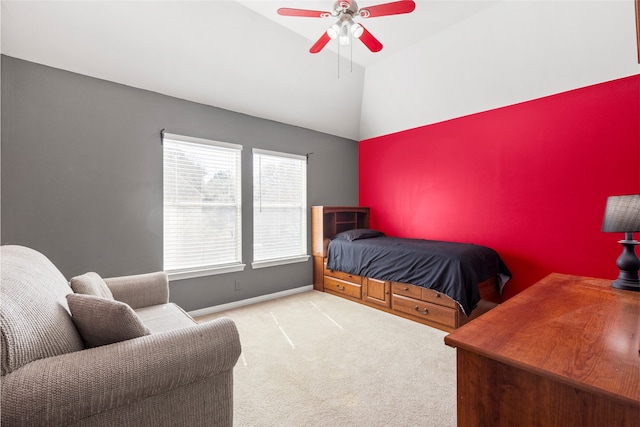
0,1,500,140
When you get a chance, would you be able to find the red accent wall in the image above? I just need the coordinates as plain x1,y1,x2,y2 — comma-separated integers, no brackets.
359,74,640,299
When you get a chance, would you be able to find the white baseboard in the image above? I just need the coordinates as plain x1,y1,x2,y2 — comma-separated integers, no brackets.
188,284,314,318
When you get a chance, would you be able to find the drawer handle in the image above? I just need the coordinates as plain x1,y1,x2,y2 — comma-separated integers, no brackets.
336,284,345,291
404,287,409,291
434,292,441,298
414,305,429,315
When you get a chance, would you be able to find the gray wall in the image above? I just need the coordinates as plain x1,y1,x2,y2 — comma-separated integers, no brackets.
1,55,359,311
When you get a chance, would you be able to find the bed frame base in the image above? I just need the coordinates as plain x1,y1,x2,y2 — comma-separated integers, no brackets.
318,256,500,332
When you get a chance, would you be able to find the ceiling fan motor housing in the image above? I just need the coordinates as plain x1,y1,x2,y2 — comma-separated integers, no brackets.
336,1,359,16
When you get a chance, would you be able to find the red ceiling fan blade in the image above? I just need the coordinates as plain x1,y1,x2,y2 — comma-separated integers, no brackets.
359,26,383,52
277,8,331,18
310,32,332,54
359,0,416,18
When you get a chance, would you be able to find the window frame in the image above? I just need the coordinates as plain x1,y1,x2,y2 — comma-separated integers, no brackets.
162,132,245,281
251,148,310,269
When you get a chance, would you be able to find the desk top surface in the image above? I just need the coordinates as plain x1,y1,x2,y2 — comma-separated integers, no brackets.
445,273,640,404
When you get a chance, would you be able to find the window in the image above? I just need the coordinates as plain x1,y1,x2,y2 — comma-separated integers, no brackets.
253,148,309,268
163,133,244,279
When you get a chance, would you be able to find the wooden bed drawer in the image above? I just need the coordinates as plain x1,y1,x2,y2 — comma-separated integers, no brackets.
421,288,457,308
393,294,457,328
324,262,362,284
363,277,391,308
324,276,362,299
391,282,422,299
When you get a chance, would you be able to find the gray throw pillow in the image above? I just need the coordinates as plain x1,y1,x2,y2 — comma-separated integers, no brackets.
333,228,385,241
69,272,114,299
66,293,151,348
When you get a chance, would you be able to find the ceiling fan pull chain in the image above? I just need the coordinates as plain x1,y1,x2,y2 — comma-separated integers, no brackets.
337,38,340,79
350,29,353,73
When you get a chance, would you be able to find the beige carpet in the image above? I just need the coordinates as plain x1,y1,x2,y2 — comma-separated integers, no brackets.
198,290,457,427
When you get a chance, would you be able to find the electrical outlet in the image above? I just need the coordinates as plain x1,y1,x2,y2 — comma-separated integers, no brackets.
234,279,241,291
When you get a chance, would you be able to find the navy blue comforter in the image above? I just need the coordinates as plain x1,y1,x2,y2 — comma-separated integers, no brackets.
326,236,511,316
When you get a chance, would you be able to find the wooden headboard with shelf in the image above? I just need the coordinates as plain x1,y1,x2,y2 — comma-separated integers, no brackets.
311,206,369,289
311,206,370,258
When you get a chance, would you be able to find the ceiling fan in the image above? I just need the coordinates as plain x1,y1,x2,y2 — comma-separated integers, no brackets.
277,0,416,54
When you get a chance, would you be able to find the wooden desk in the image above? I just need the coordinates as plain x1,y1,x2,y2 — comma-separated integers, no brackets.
445,273,640,427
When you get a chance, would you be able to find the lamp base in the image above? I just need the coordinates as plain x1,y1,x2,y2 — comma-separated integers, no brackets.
611,278,640,292
612,239,640,292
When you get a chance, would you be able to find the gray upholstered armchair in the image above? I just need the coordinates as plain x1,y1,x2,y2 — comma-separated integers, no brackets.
1,245,241,426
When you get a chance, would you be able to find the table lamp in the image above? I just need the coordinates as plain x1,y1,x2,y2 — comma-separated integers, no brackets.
602,194,640,291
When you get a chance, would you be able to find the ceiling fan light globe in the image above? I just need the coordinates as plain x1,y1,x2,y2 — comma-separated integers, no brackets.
351,23,363,39
327,23,341,39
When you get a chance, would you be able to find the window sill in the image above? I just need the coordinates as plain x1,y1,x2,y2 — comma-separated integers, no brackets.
251,255,310,269
167,264,246,281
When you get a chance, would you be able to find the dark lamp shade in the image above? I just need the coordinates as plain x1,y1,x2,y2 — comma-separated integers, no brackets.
602,194,640,233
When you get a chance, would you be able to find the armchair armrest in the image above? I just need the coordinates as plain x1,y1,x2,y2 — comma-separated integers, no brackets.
1,317,241,426
104,271,169,308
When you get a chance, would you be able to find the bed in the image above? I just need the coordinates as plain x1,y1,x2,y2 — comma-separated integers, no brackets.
311,206,512,331
326,231,511,316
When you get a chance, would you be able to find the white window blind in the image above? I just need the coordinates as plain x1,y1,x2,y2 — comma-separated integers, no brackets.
253,148,309,268
163,133,243,278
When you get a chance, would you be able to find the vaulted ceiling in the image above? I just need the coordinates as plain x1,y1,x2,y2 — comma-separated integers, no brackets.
2,1,638,141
